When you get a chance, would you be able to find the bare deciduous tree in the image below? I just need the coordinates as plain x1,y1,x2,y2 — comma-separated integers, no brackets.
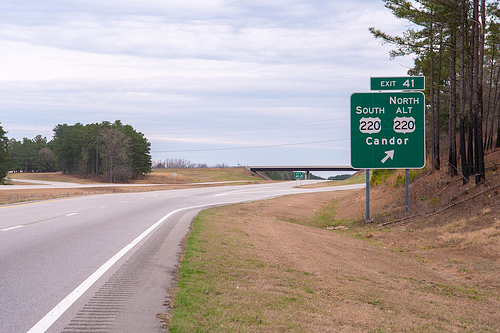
99,128,131,183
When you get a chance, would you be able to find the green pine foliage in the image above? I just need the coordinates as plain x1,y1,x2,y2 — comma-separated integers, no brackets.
0,123,12,183
6,120,152,183
371,0,499,184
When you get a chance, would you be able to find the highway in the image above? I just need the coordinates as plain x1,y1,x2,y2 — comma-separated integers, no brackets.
0,181,364,333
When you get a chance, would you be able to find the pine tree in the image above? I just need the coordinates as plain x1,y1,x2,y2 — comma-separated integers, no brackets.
0,124,12,183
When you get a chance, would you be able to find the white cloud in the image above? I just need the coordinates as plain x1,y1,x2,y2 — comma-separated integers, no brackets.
0,0,415,166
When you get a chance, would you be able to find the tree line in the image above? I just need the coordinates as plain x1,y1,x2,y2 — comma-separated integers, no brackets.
0,120,152,183
370,0,500,184
153,158,231,169
0,124,10,183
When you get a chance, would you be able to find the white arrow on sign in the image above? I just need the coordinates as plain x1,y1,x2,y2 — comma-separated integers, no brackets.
381,150,395,164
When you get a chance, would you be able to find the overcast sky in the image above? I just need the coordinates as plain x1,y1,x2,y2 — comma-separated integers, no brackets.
0,0,414,170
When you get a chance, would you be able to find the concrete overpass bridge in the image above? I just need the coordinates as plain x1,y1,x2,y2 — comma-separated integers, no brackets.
248,166,358,180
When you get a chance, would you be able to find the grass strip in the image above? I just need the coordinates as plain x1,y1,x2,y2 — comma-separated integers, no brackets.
168,209,268,332
167,208,320,332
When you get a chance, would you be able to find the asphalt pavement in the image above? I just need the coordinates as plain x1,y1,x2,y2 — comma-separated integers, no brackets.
0,181,364,333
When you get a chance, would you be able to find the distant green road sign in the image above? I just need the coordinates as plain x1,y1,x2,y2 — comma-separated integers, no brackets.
294,171,304,179
350,92,426,169
371,76,425,91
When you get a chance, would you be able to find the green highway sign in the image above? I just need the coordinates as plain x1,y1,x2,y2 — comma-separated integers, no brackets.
371,76,425,91
294,171,304,179
350,92,426,169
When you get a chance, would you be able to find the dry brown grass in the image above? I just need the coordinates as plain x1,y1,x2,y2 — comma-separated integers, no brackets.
138,168,261,184
0,186,170,204
168,190,500,332
168,150,500,332
6,167,262,185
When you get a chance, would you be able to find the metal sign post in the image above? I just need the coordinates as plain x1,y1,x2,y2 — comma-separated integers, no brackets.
405,169,409,216
366,170,370,222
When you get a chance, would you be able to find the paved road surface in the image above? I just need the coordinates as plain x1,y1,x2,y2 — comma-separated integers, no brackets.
1,178,252,190
0,181,364,333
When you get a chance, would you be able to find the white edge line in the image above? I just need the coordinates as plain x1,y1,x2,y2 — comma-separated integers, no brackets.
27,202,227,333
1,225,25,232
214,183,365,197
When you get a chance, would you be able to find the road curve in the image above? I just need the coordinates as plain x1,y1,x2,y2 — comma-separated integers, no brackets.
0,181,364,333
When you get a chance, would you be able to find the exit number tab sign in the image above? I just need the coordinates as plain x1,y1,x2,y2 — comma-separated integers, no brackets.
371,76,425,91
